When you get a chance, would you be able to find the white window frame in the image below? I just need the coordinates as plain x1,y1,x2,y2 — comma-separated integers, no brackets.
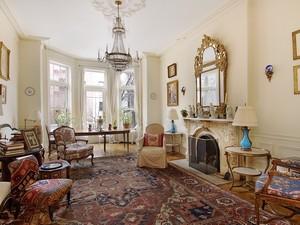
83,69,106,128
119,70,136,127
48,61,71,125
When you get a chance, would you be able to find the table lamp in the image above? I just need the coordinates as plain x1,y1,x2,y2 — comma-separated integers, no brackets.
232,106,258,150
168,108,179,133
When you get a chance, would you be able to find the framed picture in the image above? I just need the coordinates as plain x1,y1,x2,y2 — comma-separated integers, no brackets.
0,84,6,104
0,42,10,81
294,65,300,95
168,63,177,78
22,129,41,150
167,80,179,106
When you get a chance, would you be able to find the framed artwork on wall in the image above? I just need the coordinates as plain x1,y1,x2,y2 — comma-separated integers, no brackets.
167,80,179,106
0,84,7,104
293,65,300,95
167,63,177,78
22,129,41,150
0,42,10,81
292,30,300,60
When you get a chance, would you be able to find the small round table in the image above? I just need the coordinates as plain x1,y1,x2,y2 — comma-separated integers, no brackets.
225,146,271,190
39,160,71,205
164,132,183,154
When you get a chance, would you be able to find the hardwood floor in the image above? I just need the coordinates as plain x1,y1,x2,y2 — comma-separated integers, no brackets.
47,143,299,224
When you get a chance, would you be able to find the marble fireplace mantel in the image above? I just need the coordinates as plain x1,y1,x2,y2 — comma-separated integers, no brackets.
184,117,240,175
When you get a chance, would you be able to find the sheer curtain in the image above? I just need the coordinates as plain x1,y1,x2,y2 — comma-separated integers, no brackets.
105,69,118,126
134,63,143,138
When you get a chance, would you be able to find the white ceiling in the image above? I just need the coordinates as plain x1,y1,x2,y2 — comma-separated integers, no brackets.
4,0,228,59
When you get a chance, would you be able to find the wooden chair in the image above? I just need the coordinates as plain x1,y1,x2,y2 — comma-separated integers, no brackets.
137,123,167,168
255,158,300,224
53,126,94,165
46,125,56,156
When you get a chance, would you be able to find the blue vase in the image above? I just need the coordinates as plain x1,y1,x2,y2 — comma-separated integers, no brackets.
240,127,252,150
171,120,176,133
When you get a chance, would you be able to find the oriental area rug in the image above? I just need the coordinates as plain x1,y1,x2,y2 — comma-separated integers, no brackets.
2,155,290,225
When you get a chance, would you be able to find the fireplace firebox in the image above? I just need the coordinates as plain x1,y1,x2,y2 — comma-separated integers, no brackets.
188,134,220,174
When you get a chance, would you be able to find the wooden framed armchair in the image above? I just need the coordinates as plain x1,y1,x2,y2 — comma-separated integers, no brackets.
8,156,73,224
137,123,167,169
255,158,300,225
53,126,94,165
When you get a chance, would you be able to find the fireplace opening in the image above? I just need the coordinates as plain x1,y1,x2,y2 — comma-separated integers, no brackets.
188,134,220,174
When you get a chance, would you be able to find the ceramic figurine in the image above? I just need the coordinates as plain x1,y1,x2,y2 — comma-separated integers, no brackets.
192,105,196,117
197,103,203,118
209,103,216,119
188,105,193,118
226,105,234,119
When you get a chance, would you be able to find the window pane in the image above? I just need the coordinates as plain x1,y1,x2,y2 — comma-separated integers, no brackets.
120,72,134,87
120,90,134,109
49,85,68,108
84,71,105,86
50,63,68,83
86,91,104,126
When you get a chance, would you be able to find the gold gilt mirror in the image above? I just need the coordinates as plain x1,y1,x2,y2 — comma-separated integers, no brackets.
194,35,227,107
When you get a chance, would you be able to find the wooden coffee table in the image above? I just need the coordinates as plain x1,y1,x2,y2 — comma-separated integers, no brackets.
39,160,71,205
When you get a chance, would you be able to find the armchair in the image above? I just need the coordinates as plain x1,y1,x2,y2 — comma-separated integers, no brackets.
53,126,94,165
137,123,167,168
255,158,300,225
8,155,72,224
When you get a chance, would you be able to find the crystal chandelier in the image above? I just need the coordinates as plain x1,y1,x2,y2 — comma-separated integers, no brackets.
98,0,139,72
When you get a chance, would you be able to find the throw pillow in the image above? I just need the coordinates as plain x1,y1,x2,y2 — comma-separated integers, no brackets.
144,133,164,147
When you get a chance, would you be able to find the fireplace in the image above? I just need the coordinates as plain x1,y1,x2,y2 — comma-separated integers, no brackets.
188,134,220,174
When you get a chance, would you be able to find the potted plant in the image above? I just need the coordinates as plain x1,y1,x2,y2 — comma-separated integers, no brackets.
55,111,72,126
122,113,131,129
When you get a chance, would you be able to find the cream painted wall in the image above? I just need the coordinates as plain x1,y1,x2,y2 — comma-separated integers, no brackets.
159,0,248,153
0,8,19,127
18,39,42,128
248,0,300,158
142,53,161,127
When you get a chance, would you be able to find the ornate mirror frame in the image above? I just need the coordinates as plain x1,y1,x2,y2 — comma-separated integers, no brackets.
194,35,228,107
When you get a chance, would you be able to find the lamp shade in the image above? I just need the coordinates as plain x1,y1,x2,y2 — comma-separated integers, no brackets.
168,108,179,120
232,106,258,127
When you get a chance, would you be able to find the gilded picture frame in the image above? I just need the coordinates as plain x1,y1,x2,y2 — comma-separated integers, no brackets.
0,84,7,104
0,42,10,81
292,30,300,60
293,65,300,95
167,80,179,106
168,63,177,78
22,129,41,150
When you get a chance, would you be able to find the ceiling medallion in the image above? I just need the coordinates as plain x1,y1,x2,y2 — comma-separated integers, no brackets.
92,0,146,18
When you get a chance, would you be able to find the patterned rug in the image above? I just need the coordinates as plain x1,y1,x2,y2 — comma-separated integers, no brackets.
2,155,290,225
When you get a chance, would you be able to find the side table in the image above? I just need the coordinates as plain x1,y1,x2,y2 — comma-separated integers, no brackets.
39,160,71,205
164,132,183,154
225,146,271,190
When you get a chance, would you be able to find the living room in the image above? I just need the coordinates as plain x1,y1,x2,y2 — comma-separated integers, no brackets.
0,0,299,224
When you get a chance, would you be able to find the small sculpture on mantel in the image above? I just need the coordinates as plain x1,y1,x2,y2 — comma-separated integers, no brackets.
188,105,193,118
209,103,216,119
192,105,196,118
197,103,203,118
226,105,234,120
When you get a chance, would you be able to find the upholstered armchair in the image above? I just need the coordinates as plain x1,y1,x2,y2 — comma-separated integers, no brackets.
255,158,300,225
137,123,167,168
53,126,94,165
8,156,73,224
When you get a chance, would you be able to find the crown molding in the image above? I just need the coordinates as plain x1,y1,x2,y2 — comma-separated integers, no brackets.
159,0,244,56
0,0,25,37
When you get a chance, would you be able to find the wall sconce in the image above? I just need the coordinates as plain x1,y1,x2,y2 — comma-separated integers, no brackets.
265,65,274,82
181,86,186,95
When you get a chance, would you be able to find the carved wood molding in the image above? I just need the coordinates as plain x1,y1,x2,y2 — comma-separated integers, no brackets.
194,35,227,77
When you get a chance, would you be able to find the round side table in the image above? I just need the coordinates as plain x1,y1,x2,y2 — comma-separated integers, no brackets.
225,146,271,190
39,160,71,205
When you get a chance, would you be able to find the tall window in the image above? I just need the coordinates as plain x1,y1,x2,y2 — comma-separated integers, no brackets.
48,62,70,125
84,70,105,128
120,70,136,127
